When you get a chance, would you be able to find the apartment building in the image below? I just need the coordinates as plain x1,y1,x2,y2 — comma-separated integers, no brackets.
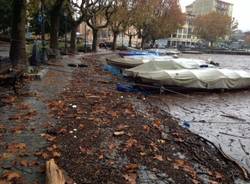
168,0,233,47
186,0,233,17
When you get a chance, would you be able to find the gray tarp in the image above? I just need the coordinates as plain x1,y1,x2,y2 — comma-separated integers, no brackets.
124,60,250,89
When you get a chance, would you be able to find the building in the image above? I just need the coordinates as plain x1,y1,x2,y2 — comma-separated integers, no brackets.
168,0,233,47
78,22,141,48
186,0,233,17
167,14,199,47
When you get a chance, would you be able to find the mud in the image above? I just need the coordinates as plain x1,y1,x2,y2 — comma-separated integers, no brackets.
51,56,248,184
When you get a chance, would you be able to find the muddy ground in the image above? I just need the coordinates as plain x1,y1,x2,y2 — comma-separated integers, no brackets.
0,53,250,184
47,55,248,184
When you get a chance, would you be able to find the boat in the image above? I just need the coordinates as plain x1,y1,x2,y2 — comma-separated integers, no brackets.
146,48,180,56
118,50,156,57
106,55,173,68
124,60,250,90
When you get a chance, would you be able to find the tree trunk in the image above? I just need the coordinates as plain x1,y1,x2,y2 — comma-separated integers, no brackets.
50,12,60,50
141,36,145,50
112,32,118,51
70,26,77,54
210,41,214,48
9,0,27,67
128,35,132,47
152,38,156,48
92,29,98,52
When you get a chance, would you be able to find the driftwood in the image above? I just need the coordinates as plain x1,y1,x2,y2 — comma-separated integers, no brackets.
46,159,66,184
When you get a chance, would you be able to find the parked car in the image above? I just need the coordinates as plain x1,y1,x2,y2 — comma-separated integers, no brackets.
99,41,113,49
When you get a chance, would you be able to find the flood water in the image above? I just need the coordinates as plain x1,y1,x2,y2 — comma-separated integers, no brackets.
155,54,250,173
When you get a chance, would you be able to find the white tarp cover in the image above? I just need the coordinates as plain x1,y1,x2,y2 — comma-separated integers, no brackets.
106,55,173,68
107,56,213,69
146,48,180,55
124,59,214,75
125,61,250,89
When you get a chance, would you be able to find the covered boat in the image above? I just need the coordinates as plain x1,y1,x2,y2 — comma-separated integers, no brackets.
146,48,180,56
106,55,173,68
124,60,250,90
118,51,156,57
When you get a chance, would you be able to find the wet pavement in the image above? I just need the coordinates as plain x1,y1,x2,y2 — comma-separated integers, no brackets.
151,53,250,174
0,56,76,183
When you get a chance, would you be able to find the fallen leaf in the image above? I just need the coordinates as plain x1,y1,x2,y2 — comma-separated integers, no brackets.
34,151,49,159
150,142,159,152
125,163,139,172
41,134,56,142
58,128,67,134
23,111,37,120
109,143,117,150
7,143,27,153
48,100,65,111
79,146,93,155
52,151,61,158
16,103,30,110
11,126,25,134
124,138,137,151
0,180,11,184
2,96,16,104
116,124,129,131
143,125,150,132
124,108,134,116
214,171,223,180
123,173,137,184
114,131,125,136
173,159,197,179
99,154,104,160
154,155,164,161
108,111,118,118
79,124,85,129
19,160,29,167
1,171,22,182
8,115,21,121
153,120,161,128
0,125,6,133
140,152,146,156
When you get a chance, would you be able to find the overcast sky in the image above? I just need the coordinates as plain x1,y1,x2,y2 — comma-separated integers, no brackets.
179,0,250,32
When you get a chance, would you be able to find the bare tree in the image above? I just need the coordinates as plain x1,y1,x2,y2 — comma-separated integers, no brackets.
109,0,130,50
67,0,98,53
84,0,116,52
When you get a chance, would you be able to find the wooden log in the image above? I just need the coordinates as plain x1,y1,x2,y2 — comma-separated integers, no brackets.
46,159,66,184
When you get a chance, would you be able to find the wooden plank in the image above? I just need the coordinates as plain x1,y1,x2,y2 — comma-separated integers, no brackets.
46,159,66,184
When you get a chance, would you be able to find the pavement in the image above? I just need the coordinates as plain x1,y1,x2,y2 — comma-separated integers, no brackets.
0,55,76,183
